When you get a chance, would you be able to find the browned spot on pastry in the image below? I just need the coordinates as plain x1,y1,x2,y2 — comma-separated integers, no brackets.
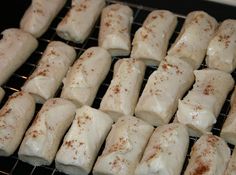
192,13,204,24
64,140,75,148
152,15,157,19
207,135,219,145
86,51,93,57
0,108,12,117
33,9,44,15
146,144,162,161
162,63,168,71
108,137,128,153
77,118,86,127
112,84,120,94
142,34,148,39
203,84,214,95
9,91,23,100
218,34,231,48
109,156,126,170
105,22,111,27
30,130,41,138
191,159,210,175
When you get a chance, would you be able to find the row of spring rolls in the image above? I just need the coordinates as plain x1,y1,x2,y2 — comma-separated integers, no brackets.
1,3,234,90
1,72,235,174
18,0,236,71
1,91,232,175
0,92,232,175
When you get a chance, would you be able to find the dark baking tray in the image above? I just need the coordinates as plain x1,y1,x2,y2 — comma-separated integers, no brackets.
0,0,236,175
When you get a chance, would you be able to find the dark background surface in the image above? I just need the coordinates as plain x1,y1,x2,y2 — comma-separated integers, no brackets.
0,0,236,32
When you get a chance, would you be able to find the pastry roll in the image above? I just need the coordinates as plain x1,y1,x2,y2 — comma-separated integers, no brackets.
22,41,76,104
0,91,35,156
98,4,133,56
176,69,234,137
135,123,189,175
0,28,38,86
135,56,194,126
0,87,5,103
20,0,67,38
93,116,154,175
167,11,218,69
131,10,177,65
61,47,111,107
221,86,236,145
56,0,105,43
206,19,236,73
100,59,146,121
18,98,76,166
184,134,230,175
55,106,113,175
224,147,236,175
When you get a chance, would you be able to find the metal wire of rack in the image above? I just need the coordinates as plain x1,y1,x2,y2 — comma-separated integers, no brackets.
0,0,235,175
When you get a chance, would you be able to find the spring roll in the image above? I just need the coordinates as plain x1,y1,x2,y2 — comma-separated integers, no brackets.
0,87,5,103
20,0,67,38
56,0,105,43
131,10,177,65
22,41,76,104
55,106,113,175
98,4,133,56
135,56,194,126
224,148,236,175
18,98,76,166
61,47,111,107
135,123,189,175
93,116,154,175
167,11,218,69
221,86,236,145
0,28,38,86
184,134,230,175
206,19,236,73
100,59,145,121
176,69,234,137
0,91,35,156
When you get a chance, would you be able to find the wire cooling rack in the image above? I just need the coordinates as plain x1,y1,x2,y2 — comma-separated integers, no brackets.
0,0,236,174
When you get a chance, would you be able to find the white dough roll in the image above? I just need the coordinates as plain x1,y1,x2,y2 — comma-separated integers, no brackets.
206,19,236,73
55,106,113,175
61,47,111,107
0,28,38,86
56,0,105,43
135,123,189,175
100,59,145,121
131,10,177,65
20,0,67,38
184,134,230,175
167,11,218,69
176,69,234,137
221,86,236,145
93,116,154,175
22,41,76,104
98,4,133,56
18,98,76,166
224,147,236,175
0,87,5,103
0,91,35,156
135,56,194,126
